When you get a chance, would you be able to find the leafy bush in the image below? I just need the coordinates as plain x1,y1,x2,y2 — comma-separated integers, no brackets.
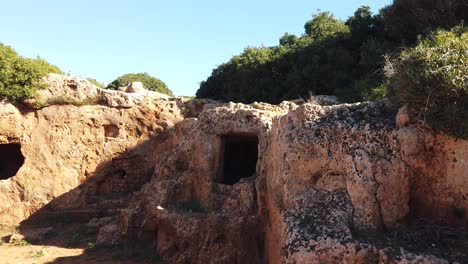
304,12,349,41
0,43,62,102
14,240,31,247
106,72,173,96
86,78,104,88
387,27,468,138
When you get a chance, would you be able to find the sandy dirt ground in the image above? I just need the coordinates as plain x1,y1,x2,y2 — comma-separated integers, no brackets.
0,226,160,264
0,243,83,264
0,242,159,264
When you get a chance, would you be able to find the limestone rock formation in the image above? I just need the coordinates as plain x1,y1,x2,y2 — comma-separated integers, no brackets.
116,101,466,263
0,74,184,227
0,74,466,263
25,74,170,109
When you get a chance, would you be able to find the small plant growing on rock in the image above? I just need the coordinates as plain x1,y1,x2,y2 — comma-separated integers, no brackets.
30,249,46,258
44,93,100,107
85,242,96,252
306,92,320,105
15,240,30,246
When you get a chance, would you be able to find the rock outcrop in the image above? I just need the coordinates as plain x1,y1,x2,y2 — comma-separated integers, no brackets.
0,74,466,263
116,101,466,263
0,74,184,226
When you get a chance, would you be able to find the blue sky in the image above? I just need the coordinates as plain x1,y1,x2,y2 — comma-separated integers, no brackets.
0,0,392,96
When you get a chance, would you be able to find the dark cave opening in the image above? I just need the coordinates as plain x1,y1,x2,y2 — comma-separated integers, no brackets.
0,143,25,180
218,134,259,185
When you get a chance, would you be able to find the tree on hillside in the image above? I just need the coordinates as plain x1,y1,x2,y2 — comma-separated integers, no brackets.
0,43,62,102
197,1,467,104
197,10,375,103
381,0,468,44
304,11,349,41
279,33,298,46
106,72,173,96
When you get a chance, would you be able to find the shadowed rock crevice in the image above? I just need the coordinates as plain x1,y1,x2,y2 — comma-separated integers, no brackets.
218,134,259,185
0,143,24,180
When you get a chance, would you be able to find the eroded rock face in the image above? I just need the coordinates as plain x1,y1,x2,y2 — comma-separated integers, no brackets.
117,101,466,263
0,75,185,227
256,102,428,263
117,103,286,263
397,126,468,225
0,75,466,263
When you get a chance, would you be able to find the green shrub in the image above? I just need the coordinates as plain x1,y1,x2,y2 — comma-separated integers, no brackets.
388,26,468,138
14,240,31,246
43,93,100,107
86,78,104,88
304,11,349,41
0,43,62,102
106,72,173,96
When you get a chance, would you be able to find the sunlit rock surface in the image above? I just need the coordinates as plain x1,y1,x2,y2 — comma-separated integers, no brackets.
0,74,466,263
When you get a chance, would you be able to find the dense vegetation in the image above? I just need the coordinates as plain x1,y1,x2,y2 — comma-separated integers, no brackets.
197,0,468,104
106,72,173,96
387,27,467,138
0,43,62,102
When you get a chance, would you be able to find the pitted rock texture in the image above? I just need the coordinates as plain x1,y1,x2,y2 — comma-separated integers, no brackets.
262,102,410,230
0,75,466,263
261,102,413,263
0,75,186,227
31,73,171,109
117,103,285,263
397,126,468,226
117,101,466,263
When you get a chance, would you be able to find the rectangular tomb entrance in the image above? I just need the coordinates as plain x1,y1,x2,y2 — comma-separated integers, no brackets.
216,134,259,185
